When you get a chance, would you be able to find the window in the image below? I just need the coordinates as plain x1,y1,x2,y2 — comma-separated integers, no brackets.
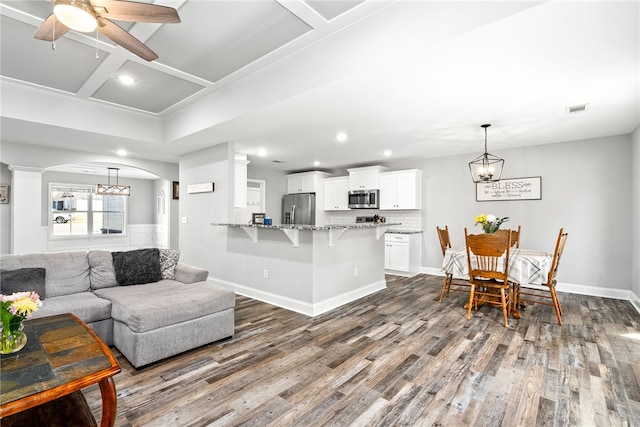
50,183,126,237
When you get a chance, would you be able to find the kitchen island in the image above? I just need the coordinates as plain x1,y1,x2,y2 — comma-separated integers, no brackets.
211,222,399,316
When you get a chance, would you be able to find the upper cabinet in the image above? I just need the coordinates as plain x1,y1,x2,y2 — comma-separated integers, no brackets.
323,176,349,210
286,171,330,194
379,169,423,210
347,166,387,190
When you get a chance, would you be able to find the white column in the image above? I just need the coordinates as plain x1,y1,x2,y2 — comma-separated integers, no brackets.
8,165,45,254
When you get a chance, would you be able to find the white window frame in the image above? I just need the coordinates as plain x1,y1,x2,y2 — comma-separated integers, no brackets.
49,182,128,239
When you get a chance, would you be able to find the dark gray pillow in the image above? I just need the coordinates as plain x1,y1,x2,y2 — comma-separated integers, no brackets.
111,248,161,286
1,268,46,299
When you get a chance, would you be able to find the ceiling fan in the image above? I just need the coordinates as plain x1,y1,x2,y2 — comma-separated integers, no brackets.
34,0,180,61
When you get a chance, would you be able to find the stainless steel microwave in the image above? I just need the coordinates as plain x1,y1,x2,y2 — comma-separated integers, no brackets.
348,189,379,209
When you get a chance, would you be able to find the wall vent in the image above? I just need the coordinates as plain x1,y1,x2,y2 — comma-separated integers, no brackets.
566,103,589,115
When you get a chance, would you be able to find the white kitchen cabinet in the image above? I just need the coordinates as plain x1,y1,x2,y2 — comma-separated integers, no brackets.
379,169,423,210
286,171,329,194
347,166,387,190
323,176,349,210
384,232,422,275
385,234,410,271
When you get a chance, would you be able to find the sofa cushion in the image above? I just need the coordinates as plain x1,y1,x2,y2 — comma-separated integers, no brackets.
0,252,90,297
88,250,118,289
94,280,235,333
159,249,180,280
111,248,161,286
1,268,46,299
31,292,112,324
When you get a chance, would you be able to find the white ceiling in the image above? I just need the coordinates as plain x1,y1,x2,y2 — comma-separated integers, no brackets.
1,0,638,175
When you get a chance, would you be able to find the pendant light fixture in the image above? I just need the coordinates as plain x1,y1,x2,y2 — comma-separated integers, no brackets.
468,124,504,183
96,167,131,196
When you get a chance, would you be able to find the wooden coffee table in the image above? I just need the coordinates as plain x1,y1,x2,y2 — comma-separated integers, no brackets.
0,313,120,427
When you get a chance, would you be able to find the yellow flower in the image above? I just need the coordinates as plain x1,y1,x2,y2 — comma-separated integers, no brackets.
9,295,41,318
474,214,487,224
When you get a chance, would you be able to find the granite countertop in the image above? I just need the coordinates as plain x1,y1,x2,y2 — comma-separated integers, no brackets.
212,222,401,231
386,229,423,234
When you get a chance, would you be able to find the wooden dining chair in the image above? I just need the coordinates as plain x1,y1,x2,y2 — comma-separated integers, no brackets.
510,225,521,248
513,228,567,325
464,227,513,327
437,226,470,302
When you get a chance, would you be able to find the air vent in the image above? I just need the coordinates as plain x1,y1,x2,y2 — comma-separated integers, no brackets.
566,103,589,115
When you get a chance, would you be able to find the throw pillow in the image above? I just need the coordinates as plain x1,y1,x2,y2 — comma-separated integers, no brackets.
159,249,180,280
111,248,161,286
1,268,46,299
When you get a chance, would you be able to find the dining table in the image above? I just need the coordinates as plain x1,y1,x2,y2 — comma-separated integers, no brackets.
441,247,553,318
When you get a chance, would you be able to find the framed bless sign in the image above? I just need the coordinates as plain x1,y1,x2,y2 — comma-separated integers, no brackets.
476,177,542,202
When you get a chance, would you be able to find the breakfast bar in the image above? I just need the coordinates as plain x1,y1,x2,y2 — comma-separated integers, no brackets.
212,222,399,316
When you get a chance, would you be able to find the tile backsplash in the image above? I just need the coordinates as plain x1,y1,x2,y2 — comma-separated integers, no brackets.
326,210,422,231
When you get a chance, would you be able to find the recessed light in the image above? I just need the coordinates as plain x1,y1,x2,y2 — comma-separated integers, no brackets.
313,161,320,167
116,149,128,156
382,150,392,156
257,148,267,157
117,75,136,85
335,132,348,142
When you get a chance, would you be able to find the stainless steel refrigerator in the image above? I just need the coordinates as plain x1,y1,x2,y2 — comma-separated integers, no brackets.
282,193,315,225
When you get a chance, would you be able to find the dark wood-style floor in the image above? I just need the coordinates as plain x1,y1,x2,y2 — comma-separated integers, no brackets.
83,274,640,426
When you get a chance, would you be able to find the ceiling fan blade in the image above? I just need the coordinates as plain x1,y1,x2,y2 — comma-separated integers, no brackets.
91,0,180,23
97,17,158,61
34,14,70,42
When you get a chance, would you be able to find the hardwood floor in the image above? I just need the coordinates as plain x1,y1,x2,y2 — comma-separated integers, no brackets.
83,274,640,426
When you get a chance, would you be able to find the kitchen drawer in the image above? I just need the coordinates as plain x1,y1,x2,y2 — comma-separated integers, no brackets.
385,233,410,243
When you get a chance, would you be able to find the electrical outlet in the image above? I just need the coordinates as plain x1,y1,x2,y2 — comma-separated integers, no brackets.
263,269,269,279
354,267,358,276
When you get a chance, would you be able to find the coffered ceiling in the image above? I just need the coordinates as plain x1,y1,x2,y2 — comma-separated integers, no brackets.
1,0,638,173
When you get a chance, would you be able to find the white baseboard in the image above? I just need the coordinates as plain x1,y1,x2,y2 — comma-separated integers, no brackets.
422,267,640,314
208,277,386,317
630,291,640,315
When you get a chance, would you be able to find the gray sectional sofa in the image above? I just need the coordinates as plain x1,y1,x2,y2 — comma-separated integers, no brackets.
0,249,235,368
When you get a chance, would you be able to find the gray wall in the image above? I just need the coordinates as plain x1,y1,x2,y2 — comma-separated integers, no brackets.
179,143,232,272
0,142,180,253
0,163,11,254
413,134,633,291
632,126,640,304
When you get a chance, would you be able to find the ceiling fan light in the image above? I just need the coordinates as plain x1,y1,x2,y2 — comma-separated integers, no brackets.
54,1,97,32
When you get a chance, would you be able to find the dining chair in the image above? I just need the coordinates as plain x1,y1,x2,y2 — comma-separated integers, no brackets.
464,227,513,327
510,225,521,248
437,226,470,302
513,228,568,325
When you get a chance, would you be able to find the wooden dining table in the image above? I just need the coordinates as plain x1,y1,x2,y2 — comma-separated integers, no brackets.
441,247,553,317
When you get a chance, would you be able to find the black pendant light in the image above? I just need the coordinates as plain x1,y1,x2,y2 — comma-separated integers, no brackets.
468,124,504,183
96,167,131,196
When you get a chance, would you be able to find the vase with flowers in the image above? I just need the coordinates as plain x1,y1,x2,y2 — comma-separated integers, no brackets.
474,214,509,234
1,291,42,354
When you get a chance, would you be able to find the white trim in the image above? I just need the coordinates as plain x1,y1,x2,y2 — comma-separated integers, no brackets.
554,282,633,301
208,277,386,317
311,280,386,316
423,266,640,313
423,267,445,276
630,291,640,315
